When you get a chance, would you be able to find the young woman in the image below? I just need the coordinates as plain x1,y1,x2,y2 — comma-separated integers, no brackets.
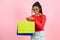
26,1,46,40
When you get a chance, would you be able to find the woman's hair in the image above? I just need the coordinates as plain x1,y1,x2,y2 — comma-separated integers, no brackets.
32,1,43,14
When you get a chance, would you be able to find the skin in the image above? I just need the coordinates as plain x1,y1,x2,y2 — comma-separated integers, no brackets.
26,6,41,21
32,6,40,16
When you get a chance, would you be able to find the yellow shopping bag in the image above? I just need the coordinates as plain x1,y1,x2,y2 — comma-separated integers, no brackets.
17,21,35,34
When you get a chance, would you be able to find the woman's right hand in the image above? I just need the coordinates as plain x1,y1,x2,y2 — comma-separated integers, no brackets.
26,16,34,21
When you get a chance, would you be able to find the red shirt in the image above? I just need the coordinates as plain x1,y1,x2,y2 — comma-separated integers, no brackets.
31,14,46,32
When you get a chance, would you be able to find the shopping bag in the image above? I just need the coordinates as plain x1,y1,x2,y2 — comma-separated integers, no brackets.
17,21,35,36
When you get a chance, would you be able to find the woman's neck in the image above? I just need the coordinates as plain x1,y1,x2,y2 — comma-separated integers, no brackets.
35,13,41,16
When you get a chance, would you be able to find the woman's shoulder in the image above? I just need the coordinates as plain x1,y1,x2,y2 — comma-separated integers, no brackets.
41,14,46,17
41,14,46,19
31,15,35,17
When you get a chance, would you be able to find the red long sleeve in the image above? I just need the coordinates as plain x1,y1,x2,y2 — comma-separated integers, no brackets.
32,14,46,32
34,15,46,30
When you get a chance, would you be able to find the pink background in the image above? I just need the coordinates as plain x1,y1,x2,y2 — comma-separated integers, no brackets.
0,0,60,40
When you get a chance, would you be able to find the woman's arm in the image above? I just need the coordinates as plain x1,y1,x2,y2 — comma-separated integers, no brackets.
34,15,46,29
26,16,34,21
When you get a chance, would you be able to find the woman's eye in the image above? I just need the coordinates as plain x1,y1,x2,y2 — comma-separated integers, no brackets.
33,9,39,10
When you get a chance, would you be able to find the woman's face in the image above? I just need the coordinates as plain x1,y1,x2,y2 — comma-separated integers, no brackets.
32,6,40,15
